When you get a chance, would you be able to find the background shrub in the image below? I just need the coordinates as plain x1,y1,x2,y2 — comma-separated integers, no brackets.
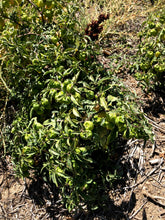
133,8,165,92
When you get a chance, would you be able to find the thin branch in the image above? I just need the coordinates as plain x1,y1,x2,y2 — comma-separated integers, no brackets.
17,32,40,38
144,115,165,134
129,199,148,219
0,66,12,94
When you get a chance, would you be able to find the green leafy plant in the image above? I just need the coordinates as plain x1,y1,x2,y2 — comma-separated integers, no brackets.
0,0,153,212
133,8,165,92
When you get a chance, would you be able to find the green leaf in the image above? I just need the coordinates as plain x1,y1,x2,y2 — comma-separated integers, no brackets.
71,95,80,106
72,107,81,118
66,116,77,128
67,138,71,146
98,77,110,85
107,95,118,103
100,97,109,111
51,172,58,187
49,149,59,156
67,157,72,169
72,71,80,83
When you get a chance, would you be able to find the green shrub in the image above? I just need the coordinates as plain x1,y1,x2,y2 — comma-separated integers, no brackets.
133,8,165,91
0,0,152,211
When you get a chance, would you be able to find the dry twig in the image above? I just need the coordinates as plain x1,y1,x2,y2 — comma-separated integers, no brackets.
128,159,164,189
142,190,165,207
129,199,148,219
144,115,165,134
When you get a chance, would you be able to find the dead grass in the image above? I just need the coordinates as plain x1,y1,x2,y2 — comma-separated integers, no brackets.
79,0,165,39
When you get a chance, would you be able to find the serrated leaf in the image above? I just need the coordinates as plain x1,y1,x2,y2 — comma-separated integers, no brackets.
73,107,81,118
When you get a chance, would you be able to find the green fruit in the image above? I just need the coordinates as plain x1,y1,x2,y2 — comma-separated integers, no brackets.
84,121,94,131
80,130,93,140
79,52,86,60
32,103,40,111
41,97,50,108
22,13,28,20
51,36,58,44
154,63,160,72
147,51,154,59
63,79,71,86
75,148,81,154
156,65,165,73
155,51,161,58
33,121,43,130
49,89,57,98
108,112,117,123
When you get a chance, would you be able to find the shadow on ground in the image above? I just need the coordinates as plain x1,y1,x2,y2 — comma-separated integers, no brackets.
26,151,137,220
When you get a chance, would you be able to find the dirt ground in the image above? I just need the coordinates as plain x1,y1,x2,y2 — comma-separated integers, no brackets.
0,1,165,219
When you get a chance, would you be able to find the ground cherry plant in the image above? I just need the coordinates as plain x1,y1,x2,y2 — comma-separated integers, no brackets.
0,0,153,212
132,8,165,92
